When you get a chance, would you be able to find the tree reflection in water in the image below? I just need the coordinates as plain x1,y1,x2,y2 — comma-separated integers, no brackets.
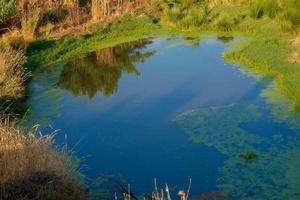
59,39,155,98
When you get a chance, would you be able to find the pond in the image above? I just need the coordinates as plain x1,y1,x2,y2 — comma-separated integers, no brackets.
25,37,300,199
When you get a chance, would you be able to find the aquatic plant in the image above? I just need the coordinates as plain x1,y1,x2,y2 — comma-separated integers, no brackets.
175,101,300,199
239,151,258,161
175,103,262,155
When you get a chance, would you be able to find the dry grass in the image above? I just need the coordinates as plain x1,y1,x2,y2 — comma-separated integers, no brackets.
16,0,44,41
289,35,300,64
0,46,28,99
289,52,300,63
0,119,88,200
0,123,68,183
119,178,192,200
91,0,150,21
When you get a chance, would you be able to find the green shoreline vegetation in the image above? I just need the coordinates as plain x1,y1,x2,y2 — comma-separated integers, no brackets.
1,0,300,199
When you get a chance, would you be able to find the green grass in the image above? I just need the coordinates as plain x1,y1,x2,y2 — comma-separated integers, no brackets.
26,15,167,69
224,31,300,111
0,0,15,25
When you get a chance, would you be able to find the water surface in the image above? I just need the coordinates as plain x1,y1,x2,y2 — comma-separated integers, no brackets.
25,37,300,199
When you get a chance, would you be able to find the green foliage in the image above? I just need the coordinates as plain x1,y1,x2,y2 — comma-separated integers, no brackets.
165,5,184,22
263,0,279,18
214,13,236,31
278,18,293,32
225,34,300,112
177,6,207,28
281,0,300,26
249,0,264,19
0,0,15,25
26,16,163,68
249,0,279,19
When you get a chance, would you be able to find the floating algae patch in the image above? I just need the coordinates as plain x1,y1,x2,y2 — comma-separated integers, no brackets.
175,102,300,199
175,103,262,155
218,143,300,199
261,81,300,133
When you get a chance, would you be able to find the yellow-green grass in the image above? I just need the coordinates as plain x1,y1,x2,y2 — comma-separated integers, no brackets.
0,46,28,100
224,30,300,111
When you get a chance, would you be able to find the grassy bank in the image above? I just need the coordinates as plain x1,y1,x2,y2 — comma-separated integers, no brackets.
26,15,165,68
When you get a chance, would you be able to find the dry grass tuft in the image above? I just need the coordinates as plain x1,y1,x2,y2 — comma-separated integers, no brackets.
0,46,28,99
0,120,88,200
0,121,70,183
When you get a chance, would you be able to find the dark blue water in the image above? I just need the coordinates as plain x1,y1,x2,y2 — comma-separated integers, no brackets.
25,37,300,199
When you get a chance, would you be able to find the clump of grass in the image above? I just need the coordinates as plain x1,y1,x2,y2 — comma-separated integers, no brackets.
214,13,236,31
249,0,264,19
263,0,279,18
249,0,279,19
0,0,15,25
0,119,88,199
177,6,207,29
280,0,300,26
17,0,43,41
0,46,28,99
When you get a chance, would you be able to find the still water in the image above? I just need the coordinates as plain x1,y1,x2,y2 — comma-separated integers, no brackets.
25,37,300,199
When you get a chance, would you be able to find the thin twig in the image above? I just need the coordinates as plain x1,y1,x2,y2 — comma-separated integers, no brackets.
186,178,192,200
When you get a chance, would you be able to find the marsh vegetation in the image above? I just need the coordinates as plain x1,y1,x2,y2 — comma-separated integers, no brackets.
1,0,300,199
